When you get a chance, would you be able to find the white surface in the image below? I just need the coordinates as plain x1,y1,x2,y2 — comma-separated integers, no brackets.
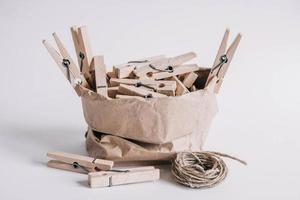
0,0,300,199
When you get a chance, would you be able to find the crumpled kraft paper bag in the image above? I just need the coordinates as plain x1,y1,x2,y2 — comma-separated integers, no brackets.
79,86,218,145
86,106,215,161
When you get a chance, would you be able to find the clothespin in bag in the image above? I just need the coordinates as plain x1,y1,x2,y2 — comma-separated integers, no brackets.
47,152,114,174
42,33,90,96
205,29,241,93
133,52,197,78
92,55,109,98
70,25,94,88
88,166,160,188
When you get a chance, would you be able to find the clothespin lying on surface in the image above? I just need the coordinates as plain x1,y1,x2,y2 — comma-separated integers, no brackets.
47,151,113,173
89,166,160,188
42,33,90,96
205,29,241,93
47,152,160,188
70,25,94,87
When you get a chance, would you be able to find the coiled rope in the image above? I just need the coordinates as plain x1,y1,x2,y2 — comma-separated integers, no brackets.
171,151,247,188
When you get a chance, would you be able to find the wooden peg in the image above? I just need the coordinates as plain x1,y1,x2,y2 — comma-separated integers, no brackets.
107,71,117,79
47,160,88,174
113,55,165,78
42,39,89,94
70,26,94,87
205,76,218,93
134,52,196,78
214,33,241,93
182,72,198,88
116,94,145,100
170,76,189,96
88,166,160,188
107,87,119,98
147,64,200,80
118,84,167,98
47,151,113,172
93,56,108,98
190,85,197,92
110,78,176,96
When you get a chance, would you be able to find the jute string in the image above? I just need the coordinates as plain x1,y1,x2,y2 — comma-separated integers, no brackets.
171,151,247,188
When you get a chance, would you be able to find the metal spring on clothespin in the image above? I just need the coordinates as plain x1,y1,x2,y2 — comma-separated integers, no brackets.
134,82,157,92
149,64,174,73
62,59,71,82
79,52,85,72
210,54,228,78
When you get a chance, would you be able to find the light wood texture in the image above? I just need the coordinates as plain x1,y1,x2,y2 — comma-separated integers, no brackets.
47,160,90,174
170,76,189,96
107,71,117,79
113,55,165,78
190,85,197,92
205,76,218,93
88,166,160,188
118,84,167,98
205,29,241,93
214,33,241,93
42,39,89,94
47,151,113,171
109,78,175,87
134,52,196,78
70,26,94,87
107,87,119,98
182,72,198,88
148,64,200,80
109,78,176,96
116,94,145,100
93,56,108,98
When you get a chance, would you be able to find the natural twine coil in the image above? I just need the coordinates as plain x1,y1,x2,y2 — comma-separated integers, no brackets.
171,151,247,188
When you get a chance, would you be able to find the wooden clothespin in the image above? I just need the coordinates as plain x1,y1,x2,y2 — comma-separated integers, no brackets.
146,64,200,80
70,25,94,87
113,55,165,78
118,84,167,98
88,166,160,188
42,33,90,95
134,52,196,78
92,56,108,98
205,29,241,93
169,76,189,96
47,151,113,174
110,78,176,96
182,72,198,88
107,86,119,98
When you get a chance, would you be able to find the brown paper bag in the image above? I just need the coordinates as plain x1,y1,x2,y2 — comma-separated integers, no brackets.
79,86,218,145
86,114,214,161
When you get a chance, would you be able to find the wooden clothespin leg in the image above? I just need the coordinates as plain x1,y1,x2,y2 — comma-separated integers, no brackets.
93,56,108,98
71,25,94,87
42,33,90,95
47,151,113,174
205,29,241,93
88,166,160,188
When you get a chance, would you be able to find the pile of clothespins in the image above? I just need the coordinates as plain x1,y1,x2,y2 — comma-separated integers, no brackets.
43,26,240,99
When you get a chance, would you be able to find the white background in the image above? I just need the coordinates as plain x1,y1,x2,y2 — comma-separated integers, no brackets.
0,0,299,199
